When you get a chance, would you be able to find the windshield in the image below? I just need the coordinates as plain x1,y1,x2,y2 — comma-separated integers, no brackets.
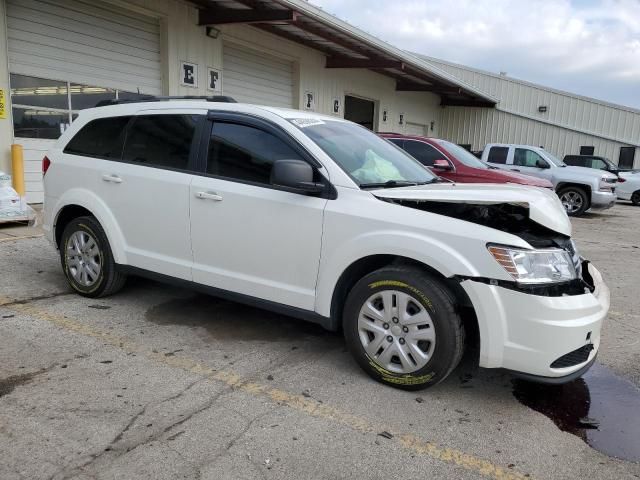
434,140,488,169
292,119,436,187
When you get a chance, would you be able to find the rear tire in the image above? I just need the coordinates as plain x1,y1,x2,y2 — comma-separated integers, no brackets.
343,265,464,390
558,186,589,216
631,191,640,206
60,216,126,298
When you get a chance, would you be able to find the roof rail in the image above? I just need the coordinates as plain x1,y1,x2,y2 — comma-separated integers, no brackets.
95,95,238,107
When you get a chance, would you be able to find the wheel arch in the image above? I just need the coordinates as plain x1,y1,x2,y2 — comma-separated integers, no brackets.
51,190,127,264
556,182,591,198
327,254,479,354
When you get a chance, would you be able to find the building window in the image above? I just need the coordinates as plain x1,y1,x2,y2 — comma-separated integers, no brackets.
619,147,636,170
9,73,147,139
580,146,595,155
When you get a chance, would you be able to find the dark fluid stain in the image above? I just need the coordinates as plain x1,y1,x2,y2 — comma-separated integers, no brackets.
0,370,43,397
145,294,331,343
513,363,640,462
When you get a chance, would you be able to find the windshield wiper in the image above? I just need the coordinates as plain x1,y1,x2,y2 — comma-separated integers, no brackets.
360,179,435,189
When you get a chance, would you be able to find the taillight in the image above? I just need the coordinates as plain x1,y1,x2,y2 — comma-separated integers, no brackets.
617,177,626,183
42,156,51,176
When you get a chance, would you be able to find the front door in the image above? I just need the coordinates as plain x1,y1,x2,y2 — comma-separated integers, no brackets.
190,115,327,310
510,148,553,181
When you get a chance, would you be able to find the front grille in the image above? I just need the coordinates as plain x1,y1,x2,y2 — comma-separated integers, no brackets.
550,344,594,369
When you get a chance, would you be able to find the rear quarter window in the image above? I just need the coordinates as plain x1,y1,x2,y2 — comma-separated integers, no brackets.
487,146,509,164
63,116,131,159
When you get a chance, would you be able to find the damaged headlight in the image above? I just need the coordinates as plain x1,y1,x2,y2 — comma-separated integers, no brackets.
488,245,577,284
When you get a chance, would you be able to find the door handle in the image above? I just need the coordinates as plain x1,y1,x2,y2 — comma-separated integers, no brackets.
195,191,223,201
102,174,123,183
511,169,520,172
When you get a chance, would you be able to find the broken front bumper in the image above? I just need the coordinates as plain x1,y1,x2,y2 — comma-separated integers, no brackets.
461,263,610,379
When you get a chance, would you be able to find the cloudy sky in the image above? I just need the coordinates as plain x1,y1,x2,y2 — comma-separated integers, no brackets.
310,0,640,109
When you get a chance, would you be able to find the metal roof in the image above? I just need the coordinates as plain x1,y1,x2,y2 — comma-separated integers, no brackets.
189,0,498,107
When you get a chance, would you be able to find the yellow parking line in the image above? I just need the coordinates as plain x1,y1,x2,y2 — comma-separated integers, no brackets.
0,234,44,242
0,296,531,480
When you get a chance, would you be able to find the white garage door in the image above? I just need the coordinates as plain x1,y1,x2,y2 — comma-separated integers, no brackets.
223,44,294,108
7,0,162,202
405,122,427,136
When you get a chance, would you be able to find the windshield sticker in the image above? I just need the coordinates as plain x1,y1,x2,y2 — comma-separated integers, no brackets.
291,118,325,128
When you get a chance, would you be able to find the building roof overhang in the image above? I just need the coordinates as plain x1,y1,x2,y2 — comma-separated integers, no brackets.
189,0,498,107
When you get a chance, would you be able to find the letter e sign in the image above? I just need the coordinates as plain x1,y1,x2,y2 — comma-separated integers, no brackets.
181,61,198,88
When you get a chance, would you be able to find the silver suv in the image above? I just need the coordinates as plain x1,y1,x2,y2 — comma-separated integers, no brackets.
481,144,617,216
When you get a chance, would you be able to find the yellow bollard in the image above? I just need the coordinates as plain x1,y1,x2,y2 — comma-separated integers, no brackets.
11,144,25,197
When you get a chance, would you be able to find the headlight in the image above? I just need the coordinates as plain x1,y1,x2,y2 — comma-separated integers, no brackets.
488,245,577,283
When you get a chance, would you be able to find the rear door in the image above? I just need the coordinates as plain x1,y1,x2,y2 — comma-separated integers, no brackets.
485,146,510,171
189,113,327,310
95,110,204,279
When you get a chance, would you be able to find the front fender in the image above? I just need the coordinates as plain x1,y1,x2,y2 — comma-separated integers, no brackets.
51,188,127,264
314,229,508,318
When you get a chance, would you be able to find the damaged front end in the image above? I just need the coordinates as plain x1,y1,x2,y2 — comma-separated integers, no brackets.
376,191,593,297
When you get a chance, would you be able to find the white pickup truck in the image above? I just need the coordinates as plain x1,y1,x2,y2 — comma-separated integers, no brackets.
481,144,617,216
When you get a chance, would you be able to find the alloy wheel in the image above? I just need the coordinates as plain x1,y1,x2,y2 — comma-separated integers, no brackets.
65,230,102,287
560,190,584,214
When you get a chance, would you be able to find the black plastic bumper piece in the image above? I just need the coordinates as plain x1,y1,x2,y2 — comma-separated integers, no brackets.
505,355,597,385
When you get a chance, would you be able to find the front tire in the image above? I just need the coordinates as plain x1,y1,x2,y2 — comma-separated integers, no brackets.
60,216,126,298
631,191,640,206
343,265,464,390
558,186,589,216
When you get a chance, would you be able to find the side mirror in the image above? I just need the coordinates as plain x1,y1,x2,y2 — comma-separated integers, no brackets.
432,159,452,171
536,159,549,169
271,159,324,194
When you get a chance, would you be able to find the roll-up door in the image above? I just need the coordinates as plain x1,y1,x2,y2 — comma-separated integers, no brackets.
7,0,162,202
223,44,294,108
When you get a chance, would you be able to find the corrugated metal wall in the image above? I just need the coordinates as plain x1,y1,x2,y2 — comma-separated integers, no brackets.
439,107,637,163
425,57,640,167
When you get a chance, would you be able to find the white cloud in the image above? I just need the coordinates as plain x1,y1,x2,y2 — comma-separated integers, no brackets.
310,0,640,108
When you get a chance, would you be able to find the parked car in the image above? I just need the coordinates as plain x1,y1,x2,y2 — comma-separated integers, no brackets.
43,98,609,390
380,134,553,189
563,154,621,176
617,171,640,205
481,144,618,216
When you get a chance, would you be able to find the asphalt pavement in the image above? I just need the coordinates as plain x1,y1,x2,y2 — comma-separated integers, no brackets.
1,203,639,480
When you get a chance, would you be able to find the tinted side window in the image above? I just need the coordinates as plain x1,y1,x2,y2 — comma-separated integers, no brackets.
514,148,547,167
487,146,508,164
208,122,302,184
388,138,404,148
122,115,198,170
402,140,442,167
64,116,131,158
563,156,580,166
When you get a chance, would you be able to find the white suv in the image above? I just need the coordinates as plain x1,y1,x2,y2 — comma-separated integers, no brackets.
43,98,610,389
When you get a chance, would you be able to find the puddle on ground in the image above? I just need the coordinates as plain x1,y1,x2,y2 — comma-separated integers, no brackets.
146,294,332,343
513,363,640,462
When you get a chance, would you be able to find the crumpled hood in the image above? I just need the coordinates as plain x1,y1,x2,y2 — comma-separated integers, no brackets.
371,183,572,236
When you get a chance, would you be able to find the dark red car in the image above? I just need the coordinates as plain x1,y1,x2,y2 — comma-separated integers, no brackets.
380,134,553,188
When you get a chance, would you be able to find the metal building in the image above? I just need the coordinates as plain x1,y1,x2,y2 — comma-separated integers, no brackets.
0,0,492,203
1,0,637,204
422,55,640,169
